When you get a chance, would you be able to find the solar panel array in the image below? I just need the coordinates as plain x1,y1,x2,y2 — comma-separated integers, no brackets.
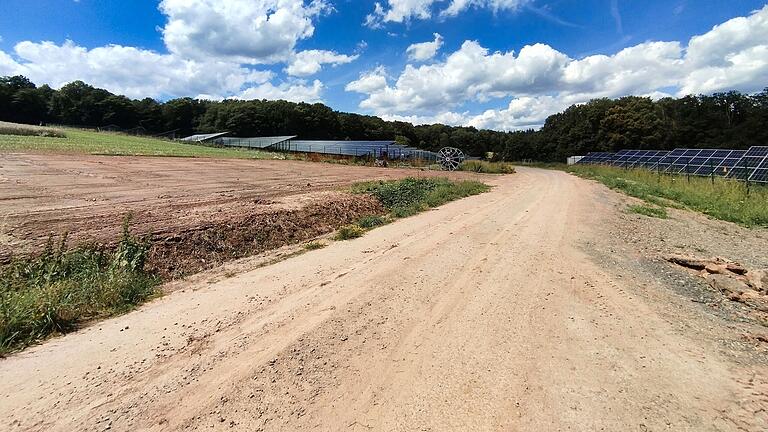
576,146,767,183
611,150,669,168
215,136,296,149
210,136,437,160
577,152,615,164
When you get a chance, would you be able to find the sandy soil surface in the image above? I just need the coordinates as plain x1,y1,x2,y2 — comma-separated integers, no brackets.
1,167,767,431
0,153,475,258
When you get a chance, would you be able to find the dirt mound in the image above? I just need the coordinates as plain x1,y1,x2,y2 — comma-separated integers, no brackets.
147,193,383,279
667,255,768,311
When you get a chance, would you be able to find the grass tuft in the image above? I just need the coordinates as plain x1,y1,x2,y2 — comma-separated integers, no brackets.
628,204,668,219
567,165,768,227
460,160,516,174
0,217,159,354
304,241,327,250
334,225,366,241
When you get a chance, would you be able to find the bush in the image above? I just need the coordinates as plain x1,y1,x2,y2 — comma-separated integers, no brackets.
0,218,159,353
460,160,516,174
334,225,366,240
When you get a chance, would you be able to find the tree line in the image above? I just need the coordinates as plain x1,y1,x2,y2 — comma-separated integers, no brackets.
2,75,767,161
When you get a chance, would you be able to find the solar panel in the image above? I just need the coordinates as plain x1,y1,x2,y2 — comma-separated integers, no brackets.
576,152,615,164
656,149,743,178
609,150,669,168
216,136,296,149
571,146,766,184
729,146,768,183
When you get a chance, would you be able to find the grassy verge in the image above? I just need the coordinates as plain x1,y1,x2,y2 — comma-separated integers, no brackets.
460,160,516,174
0,123,285,159
0,220,160,354
333,177,489,240
567,165,768,227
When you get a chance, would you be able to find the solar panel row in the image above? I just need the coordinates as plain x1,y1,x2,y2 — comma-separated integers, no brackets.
575,146,768,183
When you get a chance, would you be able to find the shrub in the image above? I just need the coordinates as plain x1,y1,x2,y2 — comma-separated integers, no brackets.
334,225,365,240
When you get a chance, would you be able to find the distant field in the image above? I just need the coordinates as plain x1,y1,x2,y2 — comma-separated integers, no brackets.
0,122,283,159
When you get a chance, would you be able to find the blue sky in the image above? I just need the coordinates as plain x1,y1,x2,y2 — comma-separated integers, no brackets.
1,1,767,130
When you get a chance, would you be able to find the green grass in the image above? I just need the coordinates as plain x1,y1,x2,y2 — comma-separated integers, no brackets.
628,204,668,219
353,177,490,218
567,165,768,227
0,219,160,354
356,215,388,229
460,160,516,174
0,122,285,159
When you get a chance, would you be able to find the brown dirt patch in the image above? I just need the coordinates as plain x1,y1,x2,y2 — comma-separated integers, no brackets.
0,152,479,265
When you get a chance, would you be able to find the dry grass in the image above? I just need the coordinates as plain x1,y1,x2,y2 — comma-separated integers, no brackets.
0,121,66,138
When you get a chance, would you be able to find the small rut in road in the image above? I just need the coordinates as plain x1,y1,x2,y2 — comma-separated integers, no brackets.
1,167,766,432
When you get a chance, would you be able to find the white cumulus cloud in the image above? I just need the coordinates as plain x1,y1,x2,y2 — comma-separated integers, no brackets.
159,0,331,64
0,40,318,102
406,33,444,61
366,0,530,27
285,50,358,77
348,5,768,131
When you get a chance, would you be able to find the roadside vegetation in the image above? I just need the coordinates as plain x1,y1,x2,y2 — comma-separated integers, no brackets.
0,219,160,354
332,178,490,241
460,160,516,174
568,165,768,227
628,204,668,219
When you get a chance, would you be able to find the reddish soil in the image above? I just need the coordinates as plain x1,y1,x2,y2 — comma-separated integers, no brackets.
0,153,477,268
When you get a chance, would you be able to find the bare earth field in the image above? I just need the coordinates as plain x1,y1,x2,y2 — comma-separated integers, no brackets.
1,166,766,431
0,153,476,274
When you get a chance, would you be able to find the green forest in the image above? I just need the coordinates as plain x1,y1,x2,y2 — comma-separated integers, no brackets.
2,75,767,162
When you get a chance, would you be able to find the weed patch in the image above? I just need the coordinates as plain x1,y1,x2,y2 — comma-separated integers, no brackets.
353,177,490,220
304,241,327,250
628,204,668,219
356,215,388,229
460,160,516,174
0,218,159,354
334,225,365,240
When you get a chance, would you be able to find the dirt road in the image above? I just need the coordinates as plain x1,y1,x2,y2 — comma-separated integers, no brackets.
2,167,766,431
